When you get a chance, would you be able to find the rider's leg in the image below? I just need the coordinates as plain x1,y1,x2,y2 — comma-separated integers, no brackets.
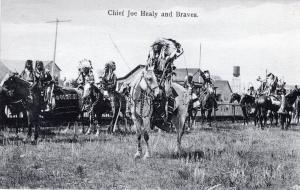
109,94,116,131
164,79,175,130
165,94,175,130
213,96,219,111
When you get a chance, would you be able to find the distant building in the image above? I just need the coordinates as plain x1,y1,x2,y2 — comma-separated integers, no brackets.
0,61,11,82
45,61,62,79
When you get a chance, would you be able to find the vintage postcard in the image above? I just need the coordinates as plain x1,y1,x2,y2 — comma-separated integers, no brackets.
0,0,300,189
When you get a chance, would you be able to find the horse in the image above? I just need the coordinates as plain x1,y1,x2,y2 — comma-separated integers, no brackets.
131,65,190,159
239,94,256,125
112,83,134,133
279,89,300,130
81,82,111,135
198,84,216,126
255,89,300,130
230,93,258,125
1,73,41,142
185,92,200,130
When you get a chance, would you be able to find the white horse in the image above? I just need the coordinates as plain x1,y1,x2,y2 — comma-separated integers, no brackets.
130,66,190,159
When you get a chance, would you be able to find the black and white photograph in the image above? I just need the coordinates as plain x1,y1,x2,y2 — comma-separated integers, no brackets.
0,0,300,189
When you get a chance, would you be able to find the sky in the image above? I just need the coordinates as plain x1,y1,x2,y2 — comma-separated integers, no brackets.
1,0,300,89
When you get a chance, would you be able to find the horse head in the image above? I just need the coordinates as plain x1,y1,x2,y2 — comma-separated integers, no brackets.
229,93,241,103
82,82,93,100
140,65,160,97
1,73,30,99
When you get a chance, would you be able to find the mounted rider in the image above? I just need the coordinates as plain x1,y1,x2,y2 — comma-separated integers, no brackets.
184,73,201,110
20,60,35,85
77,59,95,87
258,72,286,113
183,73,195,92
247,84,256,97
147,38,183,130
199,70,218,110
31,61,52,109
102,61,117,112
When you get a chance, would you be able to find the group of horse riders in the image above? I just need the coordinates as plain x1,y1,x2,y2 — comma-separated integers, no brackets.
19,60,53,110
146,38,219,131
14,38,219,132
243,72,288,114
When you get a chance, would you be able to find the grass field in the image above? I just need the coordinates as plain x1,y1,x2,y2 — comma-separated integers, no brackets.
0,122,300,189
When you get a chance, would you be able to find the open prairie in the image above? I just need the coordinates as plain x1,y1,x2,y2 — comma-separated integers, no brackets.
0,122,300,189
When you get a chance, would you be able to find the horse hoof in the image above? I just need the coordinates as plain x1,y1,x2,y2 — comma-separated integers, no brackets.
143,152,151,160
134,152,142,160
61,128,69,134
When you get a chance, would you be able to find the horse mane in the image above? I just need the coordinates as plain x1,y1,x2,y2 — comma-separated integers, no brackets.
129,68,145,97
16,76,31,87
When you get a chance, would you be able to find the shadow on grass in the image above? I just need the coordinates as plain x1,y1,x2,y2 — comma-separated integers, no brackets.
155,149,205,161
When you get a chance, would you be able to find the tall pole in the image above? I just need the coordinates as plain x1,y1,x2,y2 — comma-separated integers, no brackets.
46,18,71,76
198,43,202,82
199,43,201,68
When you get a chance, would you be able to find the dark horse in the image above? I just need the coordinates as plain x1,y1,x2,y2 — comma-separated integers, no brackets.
186,92,200,130
198,84,217,126
1,73,42,142
255,89,300,130
81,83,111,135
82,83,131,134
230,93,256,125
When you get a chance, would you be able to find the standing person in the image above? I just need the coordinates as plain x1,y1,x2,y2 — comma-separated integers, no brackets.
147,38,183,129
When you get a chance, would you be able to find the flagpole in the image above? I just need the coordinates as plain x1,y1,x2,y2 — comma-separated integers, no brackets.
46,18,71,76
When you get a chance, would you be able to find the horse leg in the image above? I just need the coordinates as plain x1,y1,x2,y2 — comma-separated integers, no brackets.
275,113,278,127
201,109,205,125
175,110,186,155
86,113,93,135
143,130,151,159
258,108,263,129
207,109,212,127
95,113,101,137
262,109,268,130
192,110,197,128
280,114,285,130
34,122,40,143
132,113,143,159
286,113,291,130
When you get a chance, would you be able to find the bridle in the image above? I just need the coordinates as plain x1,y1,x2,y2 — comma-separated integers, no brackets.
141,71,159,97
